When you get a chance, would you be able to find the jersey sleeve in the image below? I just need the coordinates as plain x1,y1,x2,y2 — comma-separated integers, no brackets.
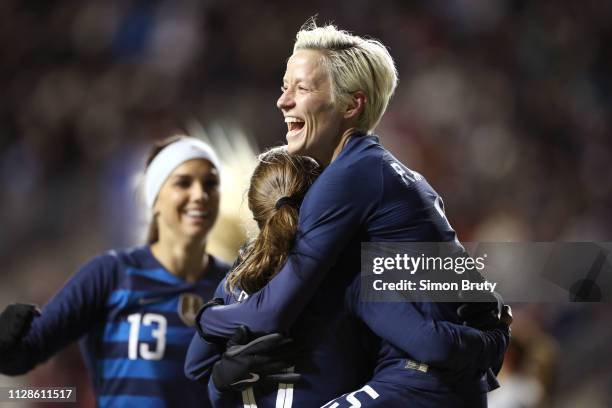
207,379,224,408
346,279,509,373
0,253,118,375
199,157,383,337
184,333,224,382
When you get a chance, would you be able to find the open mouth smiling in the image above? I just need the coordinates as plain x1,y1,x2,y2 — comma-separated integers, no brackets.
285,116,305,137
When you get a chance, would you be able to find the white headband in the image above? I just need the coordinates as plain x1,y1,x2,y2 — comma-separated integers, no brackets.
144,137,221,208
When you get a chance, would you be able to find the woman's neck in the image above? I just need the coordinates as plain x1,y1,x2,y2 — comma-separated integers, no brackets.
329,128,357,165
150,238,209,283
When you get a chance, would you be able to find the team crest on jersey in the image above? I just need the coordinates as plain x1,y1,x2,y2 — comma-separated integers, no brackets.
178,293,204,326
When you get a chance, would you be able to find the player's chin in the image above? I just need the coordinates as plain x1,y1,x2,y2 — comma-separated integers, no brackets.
183,222,212,239
286,127,306,152
286,137,306,156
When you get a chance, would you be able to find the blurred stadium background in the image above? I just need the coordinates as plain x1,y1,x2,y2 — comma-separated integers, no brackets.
1,1,611,407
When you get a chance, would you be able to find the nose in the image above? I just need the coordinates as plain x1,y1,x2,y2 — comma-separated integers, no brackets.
277,88,295,111
190,182,208,202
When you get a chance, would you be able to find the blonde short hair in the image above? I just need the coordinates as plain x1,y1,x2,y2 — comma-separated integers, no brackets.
294,21,398,133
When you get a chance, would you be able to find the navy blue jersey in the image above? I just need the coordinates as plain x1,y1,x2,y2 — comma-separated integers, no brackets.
187,277,506,407
186,275,378,408
321,380,488,408
198,135,506,399
16,246,228,408
343,277,508,407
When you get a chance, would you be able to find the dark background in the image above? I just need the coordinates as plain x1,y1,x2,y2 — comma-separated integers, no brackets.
1,1,611,406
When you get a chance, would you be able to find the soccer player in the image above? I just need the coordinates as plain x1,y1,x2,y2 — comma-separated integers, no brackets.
186,148,377,407
195,22,510,406
185,148,511,407
0,136,231,407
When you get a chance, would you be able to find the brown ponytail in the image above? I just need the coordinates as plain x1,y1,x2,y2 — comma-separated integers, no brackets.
226,147,320,294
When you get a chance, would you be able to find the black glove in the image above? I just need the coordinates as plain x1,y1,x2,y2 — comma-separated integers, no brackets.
0,304,40,353
212,326,301,392
457,291,505,330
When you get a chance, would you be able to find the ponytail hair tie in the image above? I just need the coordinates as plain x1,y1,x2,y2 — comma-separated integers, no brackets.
274,195,303,210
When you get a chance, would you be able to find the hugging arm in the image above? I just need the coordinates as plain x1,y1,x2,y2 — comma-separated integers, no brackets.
346,279,509,373
198,160,382,338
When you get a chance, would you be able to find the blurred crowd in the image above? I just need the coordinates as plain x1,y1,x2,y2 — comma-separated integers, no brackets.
1,0,611,407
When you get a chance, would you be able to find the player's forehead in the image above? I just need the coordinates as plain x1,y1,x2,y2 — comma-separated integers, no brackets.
283,50,329,85
169,159,219,179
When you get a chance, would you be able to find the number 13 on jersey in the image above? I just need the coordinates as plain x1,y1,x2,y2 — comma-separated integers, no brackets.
127,313,167,360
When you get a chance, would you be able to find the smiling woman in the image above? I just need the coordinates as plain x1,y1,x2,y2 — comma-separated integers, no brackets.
276,25,398,167
144,136,223,282
0,135,231,408
144,136,220,247
196,21,509,408
278,49,346,165
154,159,219,239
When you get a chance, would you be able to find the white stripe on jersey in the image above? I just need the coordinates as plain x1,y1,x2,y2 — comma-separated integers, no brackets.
242,387,257,408
275,367,294,408
321,384,380,408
